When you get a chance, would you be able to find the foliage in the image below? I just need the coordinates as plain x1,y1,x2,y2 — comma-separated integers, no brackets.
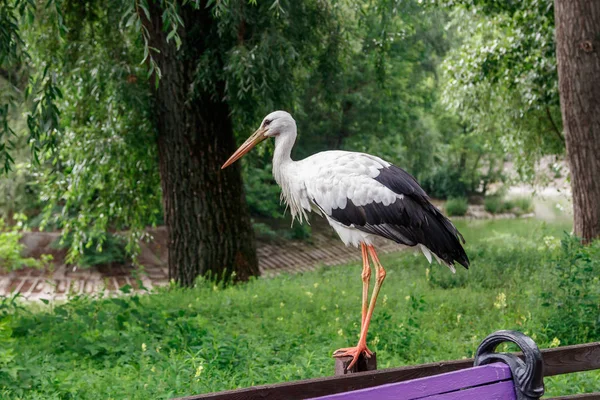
438,0,564,182
421,167,468,199
0,161,40,220
484,195,534,215
56,232,128,268
511,196,533,215
445,197,468,216
542,236,600,345
0,215,51,272
484,195,505,214
7,0,457,254
0,0,558,262
244,165,284,219
0,219,594,398
286,223,312,241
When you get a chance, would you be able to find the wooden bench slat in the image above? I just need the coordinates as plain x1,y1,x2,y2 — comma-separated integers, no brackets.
422,380,516,400
543,342,600,376
308,363,512,400
180,343,600,400
546,394,600,400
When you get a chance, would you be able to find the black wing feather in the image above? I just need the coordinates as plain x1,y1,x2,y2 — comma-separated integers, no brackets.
328,165,469,269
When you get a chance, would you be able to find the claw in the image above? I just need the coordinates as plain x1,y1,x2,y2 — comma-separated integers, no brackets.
333,344,373,370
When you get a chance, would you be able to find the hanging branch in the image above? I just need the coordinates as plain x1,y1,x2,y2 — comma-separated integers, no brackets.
546,106,565,143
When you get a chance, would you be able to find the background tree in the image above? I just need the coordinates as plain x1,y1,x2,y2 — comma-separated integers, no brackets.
555,0,600,242
0,0,349,285
440,0,600,241
438,0,564,182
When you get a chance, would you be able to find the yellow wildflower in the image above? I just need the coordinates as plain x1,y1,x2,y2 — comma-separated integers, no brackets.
494,292,507,309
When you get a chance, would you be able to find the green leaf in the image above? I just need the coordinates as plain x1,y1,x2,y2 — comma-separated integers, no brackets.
119,284,132,294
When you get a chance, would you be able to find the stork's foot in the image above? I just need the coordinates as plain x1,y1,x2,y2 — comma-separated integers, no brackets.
333,344,373,370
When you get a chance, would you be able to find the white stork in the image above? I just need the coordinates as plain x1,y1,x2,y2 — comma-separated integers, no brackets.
222,110,469,370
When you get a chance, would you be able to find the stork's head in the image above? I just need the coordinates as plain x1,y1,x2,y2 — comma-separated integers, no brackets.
221,111,296,169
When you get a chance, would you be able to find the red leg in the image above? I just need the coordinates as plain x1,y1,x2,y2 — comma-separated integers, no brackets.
360,243,370,330
333,244,382,368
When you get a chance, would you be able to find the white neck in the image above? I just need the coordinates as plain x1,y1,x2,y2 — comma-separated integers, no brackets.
271,127,309,223
272,129,297,185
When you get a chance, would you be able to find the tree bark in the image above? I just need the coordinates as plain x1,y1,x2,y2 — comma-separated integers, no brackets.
144,2,259,285
555,0,600,242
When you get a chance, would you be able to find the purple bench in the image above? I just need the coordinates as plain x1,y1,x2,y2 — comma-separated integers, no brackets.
311,330,544,400
310,362,518,400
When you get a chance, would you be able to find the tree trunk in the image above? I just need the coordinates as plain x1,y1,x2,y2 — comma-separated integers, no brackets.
555,0,600,242
144,2,259,285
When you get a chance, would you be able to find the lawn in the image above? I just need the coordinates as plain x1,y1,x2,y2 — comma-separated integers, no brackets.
1,218,599,399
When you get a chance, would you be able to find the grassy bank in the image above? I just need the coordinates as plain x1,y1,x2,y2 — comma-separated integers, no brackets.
1,218,599,399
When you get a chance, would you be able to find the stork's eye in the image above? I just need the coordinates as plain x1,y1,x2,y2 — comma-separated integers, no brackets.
263,119,272,127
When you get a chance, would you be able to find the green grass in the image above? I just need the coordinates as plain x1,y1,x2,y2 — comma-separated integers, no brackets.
1,219,599,399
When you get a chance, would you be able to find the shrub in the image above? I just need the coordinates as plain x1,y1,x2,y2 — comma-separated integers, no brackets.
445,197,468,216
512,197,534,215
245,165,284,219
484,196,504,214
56,232,128,267
502,199,515,212
0,215,52,272
421,168,469,199
0,163,42,220
485,196,534,216
285,223,312,241
542,235,600,345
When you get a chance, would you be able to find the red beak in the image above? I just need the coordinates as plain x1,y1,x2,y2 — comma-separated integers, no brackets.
221,127,268,169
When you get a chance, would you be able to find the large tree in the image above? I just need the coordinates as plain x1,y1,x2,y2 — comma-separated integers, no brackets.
0,0,341,284
143,1,259,285
554,0,600,242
